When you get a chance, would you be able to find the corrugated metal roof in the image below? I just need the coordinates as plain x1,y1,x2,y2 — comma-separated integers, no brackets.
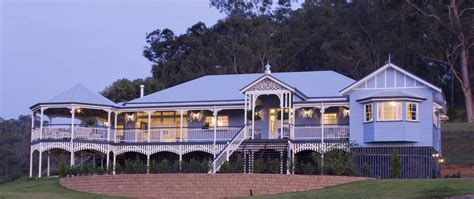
36,84,116,107
124,71,355,106
356,90,426,102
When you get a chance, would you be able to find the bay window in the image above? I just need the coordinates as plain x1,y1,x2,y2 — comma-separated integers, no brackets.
377,101,402,121
364,104,373,122
406,102,418,121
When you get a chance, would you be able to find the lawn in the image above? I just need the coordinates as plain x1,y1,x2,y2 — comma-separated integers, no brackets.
256,179,474,199
0,177,122,199
1,178,473,199
442,123,474,164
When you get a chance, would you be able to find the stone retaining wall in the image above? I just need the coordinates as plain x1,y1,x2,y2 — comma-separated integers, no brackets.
60,174,369,198
441,165,474,178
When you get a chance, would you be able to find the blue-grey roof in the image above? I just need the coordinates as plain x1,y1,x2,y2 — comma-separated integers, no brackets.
124,71,355,107
31,84,116,108
356,90,426,102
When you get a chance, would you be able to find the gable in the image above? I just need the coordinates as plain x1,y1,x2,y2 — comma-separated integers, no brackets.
341,63,442,94
246,78,289,92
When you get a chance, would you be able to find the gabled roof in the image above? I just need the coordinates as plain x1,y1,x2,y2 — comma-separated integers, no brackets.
356,90,426,102
340,63,442,94
239,74,307,98
30,84,116,109
123,71,355,107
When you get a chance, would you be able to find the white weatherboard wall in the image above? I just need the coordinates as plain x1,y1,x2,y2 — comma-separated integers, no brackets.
347,67,436,148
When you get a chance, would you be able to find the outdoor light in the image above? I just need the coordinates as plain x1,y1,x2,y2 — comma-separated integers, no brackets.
76,108,82,113
438,158,445,163
343,109,350,117
432,153,440,158
125,113,136,122
190,111,201,121
301,108,313,118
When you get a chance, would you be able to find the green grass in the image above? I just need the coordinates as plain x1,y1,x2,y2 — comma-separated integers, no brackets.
0,177,122,199
442,122,474,133
441,123,474,164
254,179,474,199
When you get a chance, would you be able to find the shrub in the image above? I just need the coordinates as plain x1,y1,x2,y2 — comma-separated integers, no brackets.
220,161,233,173
58,155,68,178
124,159,146,174
269,159,280,173
158,159,171,173
391,148,401,178
254,159,264,173
303,163,315,175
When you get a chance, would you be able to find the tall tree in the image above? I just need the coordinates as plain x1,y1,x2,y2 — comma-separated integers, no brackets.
406,0,474,123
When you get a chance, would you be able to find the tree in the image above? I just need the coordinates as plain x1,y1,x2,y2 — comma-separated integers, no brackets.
406,0,474,123
101,77,163,103
391,148,401,178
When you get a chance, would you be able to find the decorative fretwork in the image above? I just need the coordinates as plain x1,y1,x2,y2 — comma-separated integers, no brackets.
247,78,288,92
293,142,349,154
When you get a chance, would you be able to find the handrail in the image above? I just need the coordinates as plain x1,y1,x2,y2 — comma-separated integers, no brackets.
211,126,247,173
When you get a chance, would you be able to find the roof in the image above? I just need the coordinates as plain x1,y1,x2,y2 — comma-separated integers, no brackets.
123,71,355,107
356,90,426,102
30,84,116,109
340,63,443,94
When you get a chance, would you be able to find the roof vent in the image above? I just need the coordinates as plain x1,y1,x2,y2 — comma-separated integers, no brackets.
264,62,271,74
140,85,144,98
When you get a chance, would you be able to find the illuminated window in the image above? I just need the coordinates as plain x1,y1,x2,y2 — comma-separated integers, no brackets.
377,101,402,121
323,113,337,125
205,116,229,127
364,104,373,122
406,102,418,121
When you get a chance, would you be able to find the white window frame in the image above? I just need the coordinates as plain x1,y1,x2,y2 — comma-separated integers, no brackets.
364,103,373,122
376,101,402,121
406,102,419,122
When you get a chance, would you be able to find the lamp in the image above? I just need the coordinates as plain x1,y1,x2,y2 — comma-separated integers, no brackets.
190,111,202,121
300,108,314,118
125,113,136,122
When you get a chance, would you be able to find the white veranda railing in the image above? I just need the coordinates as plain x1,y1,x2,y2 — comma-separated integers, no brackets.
293,125,349,140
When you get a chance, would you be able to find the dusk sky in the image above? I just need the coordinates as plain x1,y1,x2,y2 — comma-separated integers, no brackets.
0,0,226,119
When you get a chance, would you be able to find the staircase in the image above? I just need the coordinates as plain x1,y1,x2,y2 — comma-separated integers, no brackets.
210,126,248,173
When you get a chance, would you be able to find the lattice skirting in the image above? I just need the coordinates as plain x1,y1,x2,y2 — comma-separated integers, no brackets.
31,141,226,156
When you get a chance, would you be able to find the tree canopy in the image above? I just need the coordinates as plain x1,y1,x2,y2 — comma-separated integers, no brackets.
102,0,473,122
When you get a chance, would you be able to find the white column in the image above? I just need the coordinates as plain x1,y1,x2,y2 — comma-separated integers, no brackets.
38,150,42,178
106,151,110,171
251,94,255,139
107,110,111,142
47,151,50,177
147,111,151,142
320,106,325,144
146,154,150,174
179,110,184,142
213,108,218,158
29,149,33,177
280,93,284,139
39,107,44,139
114,112,118,143
70,107,75,167
244,94,248,138
112,153,116,175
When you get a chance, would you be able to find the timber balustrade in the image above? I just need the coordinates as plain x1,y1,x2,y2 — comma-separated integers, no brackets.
293,124,349,140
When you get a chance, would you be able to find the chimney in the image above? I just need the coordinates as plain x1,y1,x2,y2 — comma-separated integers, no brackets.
140,85,144,98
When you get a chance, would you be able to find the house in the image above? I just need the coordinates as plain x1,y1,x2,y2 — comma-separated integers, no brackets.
29,62,446,178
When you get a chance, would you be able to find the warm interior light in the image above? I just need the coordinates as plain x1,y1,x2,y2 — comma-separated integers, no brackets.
76,108,82,113
270,109,275,114
389,101,397,106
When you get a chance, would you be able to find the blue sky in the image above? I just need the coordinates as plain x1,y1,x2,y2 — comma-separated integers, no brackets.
0,0,225,119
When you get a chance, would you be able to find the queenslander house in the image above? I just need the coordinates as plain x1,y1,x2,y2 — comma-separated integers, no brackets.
29,62,446,179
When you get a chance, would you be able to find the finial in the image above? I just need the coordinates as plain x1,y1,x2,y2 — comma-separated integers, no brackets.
264,61,271,74
387,53,391,64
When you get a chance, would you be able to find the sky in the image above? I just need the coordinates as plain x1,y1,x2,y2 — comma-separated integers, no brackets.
0,0,226,119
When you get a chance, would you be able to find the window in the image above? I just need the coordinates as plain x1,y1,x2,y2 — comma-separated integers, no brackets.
406,102,418,121
323,113,337,125
364,104,373,122
204,116,229,127
377,101,402,121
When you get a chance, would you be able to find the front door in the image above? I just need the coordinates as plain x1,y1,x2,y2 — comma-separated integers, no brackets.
268,108,279,139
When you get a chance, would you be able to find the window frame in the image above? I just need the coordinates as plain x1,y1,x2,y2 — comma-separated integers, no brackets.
376,101,402,121
406,102,419,122
364,103,373,123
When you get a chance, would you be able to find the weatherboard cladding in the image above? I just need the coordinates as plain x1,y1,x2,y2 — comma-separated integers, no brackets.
347,69,436,147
